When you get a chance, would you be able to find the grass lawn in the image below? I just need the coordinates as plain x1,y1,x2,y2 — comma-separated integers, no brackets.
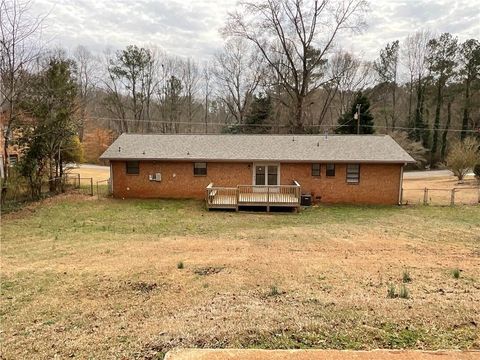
1,196,479,359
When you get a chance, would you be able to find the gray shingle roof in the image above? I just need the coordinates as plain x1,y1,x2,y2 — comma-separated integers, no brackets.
100,134,416,163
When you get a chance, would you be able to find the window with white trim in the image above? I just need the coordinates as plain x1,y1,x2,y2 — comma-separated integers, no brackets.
346,164,360,184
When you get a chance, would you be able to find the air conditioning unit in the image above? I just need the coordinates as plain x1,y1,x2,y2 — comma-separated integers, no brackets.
149,173,161,182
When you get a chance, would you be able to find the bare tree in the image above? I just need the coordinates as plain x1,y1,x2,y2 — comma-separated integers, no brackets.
319,51,371,124
402,30,431,143
400,30,431,145
374,40,399,130
213,38,263,126
224,0,367,132
181,58,201,132
72,45,99,141
202,61,212,133
445,137,480,182
0,0,45,187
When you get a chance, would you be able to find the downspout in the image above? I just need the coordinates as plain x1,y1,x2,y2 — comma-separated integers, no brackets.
398,164,404,205
109,162,113,195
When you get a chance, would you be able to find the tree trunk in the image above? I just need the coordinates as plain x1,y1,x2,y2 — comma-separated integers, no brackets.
461,78,471,140
407,79,414,135
391,83,396,130
293,96,304,133
430,81,443,166
441,100,452,160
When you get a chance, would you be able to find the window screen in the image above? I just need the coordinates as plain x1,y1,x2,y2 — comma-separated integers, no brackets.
346,164,360,184
194,162,207,176
312,163,321,176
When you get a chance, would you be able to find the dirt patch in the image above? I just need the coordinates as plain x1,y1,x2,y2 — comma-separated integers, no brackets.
194,266,225,276
128,281,159,293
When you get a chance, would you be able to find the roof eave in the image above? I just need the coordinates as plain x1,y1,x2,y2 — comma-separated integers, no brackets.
99,156,416,164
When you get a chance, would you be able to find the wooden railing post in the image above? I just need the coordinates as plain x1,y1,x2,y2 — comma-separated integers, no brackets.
450,188,455,206
267,186,270,212
423,187,428,205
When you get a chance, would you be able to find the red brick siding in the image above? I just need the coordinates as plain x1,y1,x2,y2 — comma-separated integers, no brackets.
111,161,402,205
111,161,252,199
281,163,402,205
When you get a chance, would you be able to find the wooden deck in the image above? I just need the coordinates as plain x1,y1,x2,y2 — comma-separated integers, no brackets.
206,182,301,211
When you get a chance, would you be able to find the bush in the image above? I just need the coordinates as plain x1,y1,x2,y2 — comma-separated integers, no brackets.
387,284,397,298
398,285,409,299
177,261,184,269
402,270,412,283
445,137,480,182
268,285,280,296
452,268,460,279
474,164,480,179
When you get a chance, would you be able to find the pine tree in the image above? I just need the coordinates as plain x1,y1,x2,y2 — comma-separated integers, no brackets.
336,92,375,134
243,93,272,134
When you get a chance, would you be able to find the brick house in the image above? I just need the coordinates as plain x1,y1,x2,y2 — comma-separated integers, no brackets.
100,134,415,209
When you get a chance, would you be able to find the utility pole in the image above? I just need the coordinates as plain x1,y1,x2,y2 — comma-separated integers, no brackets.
354,104,361,134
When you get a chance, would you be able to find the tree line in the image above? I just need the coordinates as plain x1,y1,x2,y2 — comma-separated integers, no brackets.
1,0,479,198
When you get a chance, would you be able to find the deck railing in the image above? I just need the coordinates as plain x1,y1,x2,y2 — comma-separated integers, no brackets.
206,181,301,210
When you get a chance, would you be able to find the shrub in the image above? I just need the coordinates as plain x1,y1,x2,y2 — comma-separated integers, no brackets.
474,164,480,180
268,285,280,296
452,268,460,279
402,270,412,283
445,137,480,182
177,261,184,269
387,284,397,299
398,285,409,299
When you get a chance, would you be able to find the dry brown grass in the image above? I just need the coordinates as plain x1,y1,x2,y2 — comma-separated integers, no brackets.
403,175,479,205
1,198,479,359
67,166,110,183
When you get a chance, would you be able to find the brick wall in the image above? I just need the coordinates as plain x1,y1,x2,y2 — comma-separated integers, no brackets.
111,161,402,205
281,163,402,205
111,161,252,199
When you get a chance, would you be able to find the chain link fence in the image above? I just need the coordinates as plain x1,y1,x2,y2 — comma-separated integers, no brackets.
1,172,111,212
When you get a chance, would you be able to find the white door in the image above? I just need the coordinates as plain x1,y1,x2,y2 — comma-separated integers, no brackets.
254,164,279,186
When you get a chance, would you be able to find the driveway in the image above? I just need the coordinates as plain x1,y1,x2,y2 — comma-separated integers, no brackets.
165,349,479,360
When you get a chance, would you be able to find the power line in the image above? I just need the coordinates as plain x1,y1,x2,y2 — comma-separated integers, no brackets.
89,116,480,133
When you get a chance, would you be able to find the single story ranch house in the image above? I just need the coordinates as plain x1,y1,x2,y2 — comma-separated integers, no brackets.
100,134,415,209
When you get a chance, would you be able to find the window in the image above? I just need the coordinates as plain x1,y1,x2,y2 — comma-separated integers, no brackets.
267,165,278,185
326,163,335,177
194,162,207,176
126,161,140,175
311,163,321,176
255,165,265,185
8,154,18,166
346,164,360,184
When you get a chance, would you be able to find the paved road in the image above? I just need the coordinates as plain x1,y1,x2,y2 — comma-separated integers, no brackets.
403,169,474,178
165,349,479,360
69,163,109,170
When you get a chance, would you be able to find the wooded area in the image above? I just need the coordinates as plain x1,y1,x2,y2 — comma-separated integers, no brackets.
1,0,479,199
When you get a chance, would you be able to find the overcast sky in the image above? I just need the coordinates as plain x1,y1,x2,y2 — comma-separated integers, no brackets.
33,0,480,60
